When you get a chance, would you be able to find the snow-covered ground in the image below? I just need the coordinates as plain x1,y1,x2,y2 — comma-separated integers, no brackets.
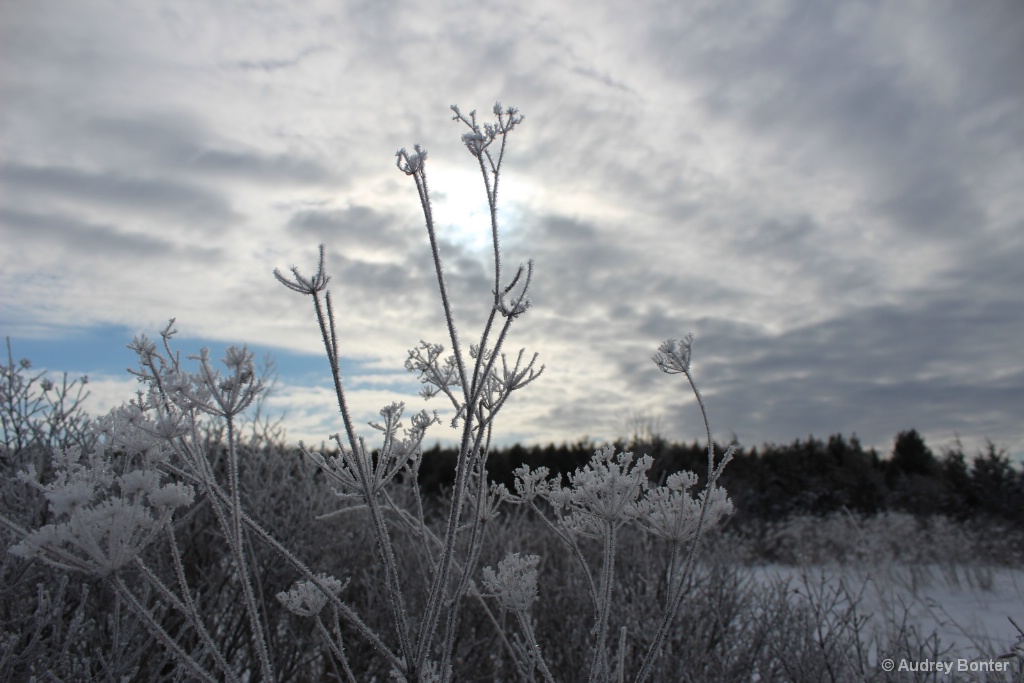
752,563,1024,667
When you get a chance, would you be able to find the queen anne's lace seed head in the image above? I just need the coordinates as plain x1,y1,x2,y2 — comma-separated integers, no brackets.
630,472,733,545
511,464,551,502
558,446,652,534
461,131,488,156
95,404,156,454
482,553,540,614
47,479,95,516
653,334,694,375
118,470,162,496
276,574,346,617
395,145,427,175
147,482,196,511
12,404,196,577
12,473,195,577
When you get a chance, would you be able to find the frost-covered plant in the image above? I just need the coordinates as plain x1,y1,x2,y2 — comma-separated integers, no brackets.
1,325,347,681
10,445,194,576
507,336,734,682
275,103,544,680
1,337,95,473
481,552,555,683
4,104,736,682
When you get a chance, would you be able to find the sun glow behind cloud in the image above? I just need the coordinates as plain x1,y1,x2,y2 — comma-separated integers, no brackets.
428,162,537,255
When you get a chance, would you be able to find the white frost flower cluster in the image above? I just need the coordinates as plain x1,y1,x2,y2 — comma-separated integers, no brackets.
12,441,194,577
651,334,694,375
631,471,734,544
92,397,183,462
512,445,732,547
276,574,347,617
482,552,540,614
551,446,653,536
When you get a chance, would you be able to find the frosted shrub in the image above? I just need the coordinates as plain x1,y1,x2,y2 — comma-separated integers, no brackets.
1,338,95,462
3,104,735,682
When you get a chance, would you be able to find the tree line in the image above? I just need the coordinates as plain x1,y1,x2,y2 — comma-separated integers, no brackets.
416,429,1024,525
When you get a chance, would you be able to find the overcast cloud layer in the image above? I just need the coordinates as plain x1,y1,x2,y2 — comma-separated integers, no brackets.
2,0,1022,459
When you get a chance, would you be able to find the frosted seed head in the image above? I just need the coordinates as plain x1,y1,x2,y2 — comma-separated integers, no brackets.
223,345,251,370
46,480,95,516
276,574,346,617
396,145,427,175
512,465,551,501
653,334,694,375
482,553,540,613
665,471,699,492
461,131,488,157
559,447,651,526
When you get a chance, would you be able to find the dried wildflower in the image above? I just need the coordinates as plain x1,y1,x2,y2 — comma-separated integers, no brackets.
395,145,427,175
276,574,347,617
511,464,552,502
557,446,652,535
482,553,540,613
652,334,693,375
630,472,734,545
273,243,331,295
303,401,439,500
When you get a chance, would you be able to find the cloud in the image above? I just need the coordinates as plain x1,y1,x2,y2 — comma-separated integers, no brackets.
286,205,403,250
1,208,183,256
0,162,238,227
1,0,1021,461
83,115,338,186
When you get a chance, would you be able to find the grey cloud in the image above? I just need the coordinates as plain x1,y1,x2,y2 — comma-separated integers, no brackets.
509,213,640,311
0,163,237,226
540,389,630,441
940,224,1024,296
875,168,986,239
234,45,331,72
0,207,222,261
569,65,635,94
645,2,1021,210
85,116,337,185
2,208,170,254
646,287,1024,449
183,148,334,184
327,251,422,297
287,205,404,250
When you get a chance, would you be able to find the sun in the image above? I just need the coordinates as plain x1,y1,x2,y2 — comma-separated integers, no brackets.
428,163,530,254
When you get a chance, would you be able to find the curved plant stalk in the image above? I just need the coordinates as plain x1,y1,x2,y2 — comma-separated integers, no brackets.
634,336,735,683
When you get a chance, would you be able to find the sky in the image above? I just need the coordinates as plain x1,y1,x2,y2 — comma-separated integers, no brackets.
1,0,1022,461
